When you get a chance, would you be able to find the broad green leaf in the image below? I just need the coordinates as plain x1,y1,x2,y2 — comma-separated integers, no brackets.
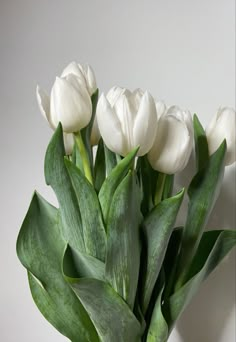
163,227,183,300
186,229,236,282
104,144,117,176
99,147,139,222
72,143,84,173
16,192,99,342
193,114,209,170
70,278,142,342
63,244,105,282
165,229,236,332
94,139,106,192
136,156,159,216
45,124,85,253
64,158,106,261
176,141,226,286
105,171,142,309
141,189,185,314
146,271,168,342
133,301,146,336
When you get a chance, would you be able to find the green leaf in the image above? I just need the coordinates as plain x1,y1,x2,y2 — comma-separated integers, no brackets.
104,144,118,176
165,229,236,332
72,143,84,173
146,271,168,342
70,278,142,342
136,156,159,216
94,139,106,192
45,124,85,253
141,189,185,314
105,171,142,310
193,114,209,170
176,141,226,286
99,147,139,222
163,227,183,300
133,301,146,336
16,192,99,342
63,244,105,282
64,158,106,261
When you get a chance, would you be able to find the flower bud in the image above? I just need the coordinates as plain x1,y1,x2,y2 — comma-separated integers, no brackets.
148,106,193,174
61,61,97,96
37,74,92,134
96,87,157,156
50,74,92,133
206,107,236,165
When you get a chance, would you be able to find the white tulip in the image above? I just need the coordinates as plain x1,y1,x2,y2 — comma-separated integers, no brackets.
61,61,97,96
36,84,77,155
37,73,92,133
206,107,236,165
96,86,157,156
148,106,193,174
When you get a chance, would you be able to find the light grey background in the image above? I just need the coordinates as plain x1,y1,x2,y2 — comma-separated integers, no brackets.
1,0,235,341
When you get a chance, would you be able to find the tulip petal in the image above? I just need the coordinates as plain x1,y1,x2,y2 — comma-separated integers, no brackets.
63,133,74,155
50,76,92,133
133,91,157,156
114,93,137,154
156,101,166,119
148,114,192,174
61,62,87,90
81,64,97,96
206,107,236,166
132,88,144,110
168,106,193,136
106,86,126,107
36,86,56,129
61,61,82,78
96,94,125,156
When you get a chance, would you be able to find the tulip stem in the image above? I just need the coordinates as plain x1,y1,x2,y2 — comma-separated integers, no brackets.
74,131,93,185
154,173,166,205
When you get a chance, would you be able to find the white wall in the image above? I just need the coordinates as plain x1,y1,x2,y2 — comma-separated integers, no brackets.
1,1,235,341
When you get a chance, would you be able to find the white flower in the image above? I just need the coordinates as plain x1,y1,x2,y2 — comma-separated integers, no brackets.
61,61,97,96
206,107,236,165
36,65,95,153
148,106,193,174
96,86,157,156
62,133,75,155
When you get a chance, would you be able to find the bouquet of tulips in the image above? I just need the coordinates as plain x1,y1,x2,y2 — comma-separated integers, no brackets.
17,62,236,342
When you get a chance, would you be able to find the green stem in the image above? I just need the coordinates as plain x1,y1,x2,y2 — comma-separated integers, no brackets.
74,131,93,185
154,173,166,205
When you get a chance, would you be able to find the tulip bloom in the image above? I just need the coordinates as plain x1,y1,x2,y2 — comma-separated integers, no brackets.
37,73,92,133
206,107,236,166
36,62,97,154
61,61,97,96
96,87,157,156
148,106,193,174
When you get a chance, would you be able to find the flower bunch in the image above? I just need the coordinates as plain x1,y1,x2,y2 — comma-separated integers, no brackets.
17,61,236,342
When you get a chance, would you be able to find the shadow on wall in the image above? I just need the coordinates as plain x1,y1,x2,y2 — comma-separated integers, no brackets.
173,154,236,342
